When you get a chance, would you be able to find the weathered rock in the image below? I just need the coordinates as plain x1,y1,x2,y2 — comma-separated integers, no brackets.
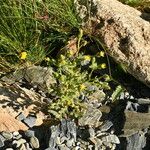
126,131,146,150
1,66,56,91
101,134,120,144
0,110,28,132
122,110,150,137
75,0,150,87
23,115,36,128
78,105,102,127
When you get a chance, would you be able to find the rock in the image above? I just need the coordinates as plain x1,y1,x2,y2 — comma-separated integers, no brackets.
49,125,60,148
126,131,146,150
24,66,56,91
16,113,26,121
66,119,77,141
0,134,5,147
25,130,35,138
66,138,74,147
99,121,113,132
101,134,120,144
78,105,102,127
122,110,150,137
13,131,19,137
76,0,150,87
30,136,40,149
1,66,56,92
0,110,28,132
1,131,13,140
23,115,36,128
5,148,14,150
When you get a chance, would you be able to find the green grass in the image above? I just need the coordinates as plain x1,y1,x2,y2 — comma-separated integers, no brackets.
119,0,150,10
0,0,80,72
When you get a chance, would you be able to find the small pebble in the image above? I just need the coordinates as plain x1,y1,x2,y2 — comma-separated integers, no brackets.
13,131,19,137
2,131,13,140
30,136,40,149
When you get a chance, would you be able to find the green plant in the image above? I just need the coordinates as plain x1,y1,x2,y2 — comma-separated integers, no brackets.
48,52,110,119
0,0,80,72
119,0,150,8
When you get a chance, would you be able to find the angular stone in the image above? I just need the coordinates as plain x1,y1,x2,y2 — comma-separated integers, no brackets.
122,111,150,137
126,131,146,150
78,105,102,127
0,111,28,132
99,121,113,132
23,115,36,128
24,130,35,138
13,131,19,137
101,134,120,144
16,113,26,121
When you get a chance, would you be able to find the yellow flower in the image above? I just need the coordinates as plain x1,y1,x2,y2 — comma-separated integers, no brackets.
45,57,50,61
80,84,86,91
20,51,27,60
101,63,106,69
83,55,91,61
99,51,105,57
104,75,111,81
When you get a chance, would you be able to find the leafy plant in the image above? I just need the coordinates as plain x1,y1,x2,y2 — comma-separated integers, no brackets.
111,85,125,102
119,0,150,9
48,52,110,119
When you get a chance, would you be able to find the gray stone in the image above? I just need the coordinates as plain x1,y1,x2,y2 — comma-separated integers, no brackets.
1,131,13,140
49,125,60,148
0,134,5,147
16,112,26,121
99,120,113,132
78,105,102,127
126,131,146,150
101,134,120,144
23,115,36,128
25,130,35,138
66,120,77,141
30,136,40,149
66,138,74,147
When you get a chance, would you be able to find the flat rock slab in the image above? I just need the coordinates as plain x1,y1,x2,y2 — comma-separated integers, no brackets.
122,110,150,137
0,109,28,132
